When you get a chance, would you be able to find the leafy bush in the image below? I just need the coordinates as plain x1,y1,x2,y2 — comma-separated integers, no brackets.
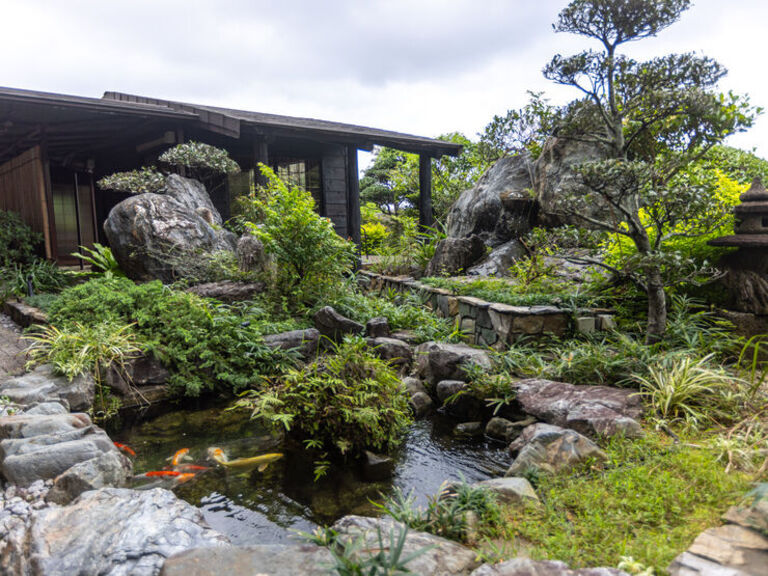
235,337,412,456
250,166,356,307
368,218,445,276
1,259,69,300
0,211,42,266
70,243,124,276
23,293,59,313
48,276,297,396
97,167,165,194
361,220,389,254
158,141,240,175
24,322,142,419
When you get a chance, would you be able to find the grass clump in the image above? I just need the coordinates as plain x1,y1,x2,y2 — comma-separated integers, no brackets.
501,432,752,571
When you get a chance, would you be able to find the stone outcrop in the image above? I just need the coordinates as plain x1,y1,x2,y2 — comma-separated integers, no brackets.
467,240,525,276
367,337,413,369
104,175,236,283
426,235,486,276
512,378,644,438
473,477,539,505
471,558,628,576
507,423,606,477
0,365,94,413
313,306,364,341
263,328,320,361
332,515,481,575
24,488,228,576
414,341,492,385
185,280,265,302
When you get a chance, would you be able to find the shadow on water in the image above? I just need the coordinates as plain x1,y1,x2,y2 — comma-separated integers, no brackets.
111,403,509,545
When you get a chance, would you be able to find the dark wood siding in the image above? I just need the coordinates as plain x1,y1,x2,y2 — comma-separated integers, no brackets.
322,146,348,238
0,146,51,257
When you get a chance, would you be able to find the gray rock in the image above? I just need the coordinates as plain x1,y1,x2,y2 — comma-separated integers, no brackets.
332,515,480,575
104,187,236,283
402,377,428,396
471,558,629,576
415,341,492,385
263,328,320,361
507,423,607,477
47,451,131,505
1,429,117,486
426,235,486,276
409,392,434,418
436,380,485,420
669,524,768,576
164,173,223,226
236,234,267,273
185,280,265,303
446,153,536,246
0,412,92,441
0,365,94,412
485,417,515,442
533,137,608,227
161,544,334,576
22,402,69,416
390,330,420,344
473,477,539,505
723,483,768,536
454,422,484,437
366,316,391,338
28,488,228,576
367,337,413,368
361,450,395,481
313,306,364,341
467,240,525,277
513,378,644,438
105,354,171,395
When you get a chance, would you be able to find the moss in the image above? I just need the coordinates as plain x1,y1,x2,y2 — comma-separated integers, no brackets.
499,431,751,571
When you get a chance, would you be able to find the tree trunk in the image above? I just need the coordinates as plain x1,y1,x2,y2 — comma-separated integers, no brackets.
646,269,667,345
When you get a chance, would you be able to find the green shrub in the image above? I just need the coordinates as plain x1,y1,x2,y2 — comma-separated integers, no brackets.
361,220,389,254
1,259,69,300
48,276,297,396
97,167,165,194
235,337,412,456
250,166,356,307
0,211,42,266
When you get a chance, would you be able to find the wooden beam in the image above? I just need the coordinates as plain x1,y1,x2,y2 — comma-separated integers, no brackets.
419,154,433,230
347,146,361,247
254,140,269,186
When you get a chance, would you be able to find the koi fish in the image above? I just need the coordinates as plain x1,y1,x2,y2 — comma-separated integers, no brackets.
174,472,196,485
135,470,182,478
174,464,209,472
113,442,136,457
168,448,192,466
207,447,283,472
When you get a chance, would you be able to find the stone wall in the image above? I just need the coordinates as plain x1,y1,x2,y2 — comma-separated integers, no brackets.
359,271,615,349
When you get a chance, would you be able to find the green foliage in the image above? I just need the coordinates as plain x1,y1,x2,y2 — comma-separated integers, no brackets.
158,141,241,175
360,220,389,254
321,283,461,344
47,276,297,396
250,166,356,308
1,259,69,300
504,432,751,570
23,293,59,313
23,321,142,419
379,479,501,544
367,217,445,275
0,211,41,266
71,243,124,276
97,167,165,194
235,337,412,456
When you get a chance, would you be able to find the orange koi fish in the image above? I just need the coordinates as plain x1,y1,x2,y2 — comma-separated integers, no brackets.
168,448,191,466
174,472,196,485
113,442,136,457
137,470,182,478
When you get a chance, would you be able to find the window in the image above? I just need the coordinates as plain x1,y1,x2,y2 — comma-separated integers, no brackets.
272,158,323,214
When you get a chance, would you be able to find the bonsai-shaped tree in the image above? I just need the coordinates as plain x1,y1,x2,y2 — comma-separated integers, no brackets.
544,0,759,342
97,141,240,194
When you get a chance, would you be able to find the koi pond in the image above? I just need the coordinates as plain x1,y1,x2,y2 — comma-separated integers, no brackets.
111,405,508,545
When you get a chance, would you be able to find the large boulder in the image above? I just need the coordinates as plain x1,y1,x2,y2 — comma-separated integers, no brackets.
46,451,131,505
513,379,644,438
24,488,228,576
467,240,525,277
332,515,480,575
263,328,320,361
533,137,607,226
414,342,492,385
426,236,486,277
162,544,334,576
313,306,364,341
164,173,223,225
507,423,607,477
446,153,536,246
104,178,236,283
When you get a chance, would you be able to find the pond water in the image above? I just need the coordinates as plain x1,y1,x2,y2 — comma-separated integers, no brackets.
112,404,509,545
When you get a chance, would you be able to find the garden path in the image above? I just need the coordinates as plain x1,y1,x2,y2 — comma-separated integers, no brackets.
0,313,25,382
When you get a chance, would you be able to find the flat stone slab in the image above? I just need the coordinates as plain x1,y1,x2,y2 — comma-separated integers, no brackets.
0,412,92,441
513,378,644,438
332,515,480,575
0,365,94,412
472,558,629,576
670,524,768,576
162,544,333,576
473,477,539,505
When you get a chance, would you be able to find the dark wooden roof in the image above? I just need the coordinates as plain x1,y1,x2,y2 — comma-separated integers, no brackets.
102,91,461,157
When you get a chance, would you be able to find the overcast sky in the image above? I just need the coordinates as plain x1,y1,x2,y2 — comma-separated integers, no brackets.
2,0,766,165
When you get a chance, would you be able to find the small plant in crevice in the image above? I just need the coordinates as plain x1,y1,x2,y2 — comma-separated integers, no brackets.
70,243,124,277
23,321,142,420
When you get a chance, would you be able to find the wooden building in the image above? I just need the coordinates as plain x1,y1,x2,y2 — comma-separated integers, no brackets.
0,87,460,264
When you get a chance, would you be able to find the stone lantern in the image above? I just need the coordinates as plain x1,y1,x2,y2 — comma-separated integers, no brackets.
709,178,768,315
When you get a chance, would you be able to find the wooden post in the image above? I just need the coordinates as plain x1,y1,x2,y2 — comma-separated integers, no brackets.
419,154,433,230
347,146,362,247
